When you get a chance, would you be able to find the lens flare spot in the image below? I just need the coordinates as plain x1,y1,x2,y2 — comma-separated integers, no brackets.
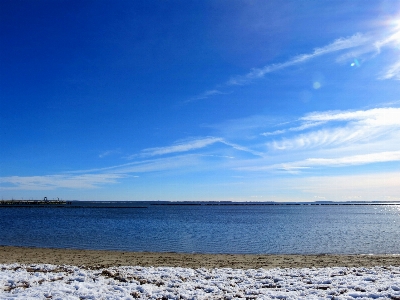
313,81,321,89
351,59,360,67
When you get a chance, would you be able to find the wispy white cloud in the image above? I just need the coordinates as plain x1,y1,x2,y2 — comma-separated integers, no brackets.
335,45,378,64
0,174,124,190
269,108,400,151
188,33,372,101
5,136,262,191
3,105,400,194
284,151,400,170
379,60,400,80
236,151,400,172
270,126,382,151
300,107,400,125
220,140,264,157
139,137,223,157
193,21,400,102
0,155,206,191
99,149,121,158
227,33,370,85
238,25,400,85
207,114,285,141
261,121,325,137
130,136,264,159
260,129,286,136
231,107,400,173
108,155,203,174
186,90,230,103
289,121,327,132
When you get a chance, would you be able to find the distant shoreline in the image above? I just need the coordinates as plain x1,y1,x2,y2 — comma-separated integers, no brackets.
2,199,400,208
1,246,399,269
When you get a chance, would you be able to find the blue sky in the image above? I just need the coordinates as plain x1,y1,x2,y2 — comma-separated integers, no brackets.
1,0,400,201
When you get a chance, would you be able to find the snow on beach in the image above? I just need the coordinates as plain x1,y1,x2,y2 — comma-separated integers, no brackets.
1,264,400,299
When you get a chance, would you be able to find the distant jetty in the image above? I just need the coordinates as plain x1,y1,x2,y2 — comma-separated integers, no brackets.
0,198,146,208
0,197,71,207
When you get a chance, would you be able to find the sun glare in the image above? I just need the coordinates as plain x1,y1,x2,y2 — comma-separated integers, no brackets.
389,17,400,43
374,16,400,51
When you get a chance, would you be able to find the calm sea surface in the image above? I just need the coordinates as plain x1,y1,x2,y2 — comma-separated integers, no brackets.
1,203,400,254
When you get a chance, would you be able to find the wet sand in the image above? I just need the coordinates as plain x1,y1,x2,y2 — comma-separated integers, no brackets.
1,246,399,269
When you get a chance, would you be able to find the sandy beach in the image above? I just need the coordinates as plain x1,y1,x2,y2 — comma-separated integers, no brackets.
1,246,399,269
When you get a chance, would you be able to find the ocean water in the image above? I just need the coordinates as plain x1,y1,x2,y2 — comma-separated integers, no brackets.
1,203,399,254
